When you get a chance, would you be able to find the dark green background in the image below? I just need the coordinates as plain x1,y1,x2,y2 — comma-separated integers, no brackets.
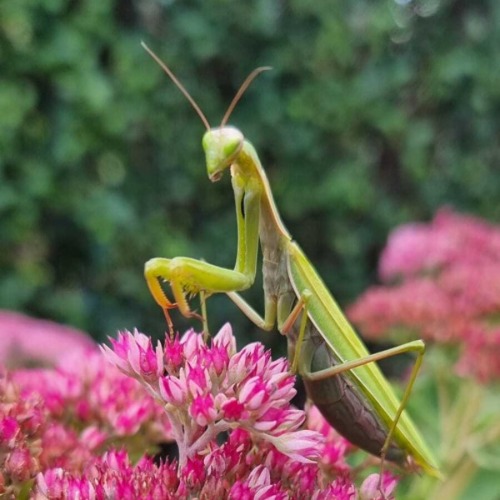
1,0,499,346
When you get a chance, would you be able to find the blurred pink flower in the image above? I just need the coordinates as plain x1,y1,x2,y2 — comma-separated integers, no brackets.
455,325,500,383
360,472,398,500
379,207,500,281
348,278,459,343
0,310,94,369
349,207,500,382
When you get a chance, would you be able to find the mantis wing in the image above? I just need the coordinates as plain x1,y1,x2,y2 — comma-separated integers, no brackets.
286,241,439,476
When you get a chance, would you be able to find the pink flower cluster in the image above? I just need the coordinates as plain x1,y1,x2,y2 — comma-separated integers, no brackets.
98,323,397,498
13,350,171,441
32,428,395,500
0,347,170,497
33,450,179,499
101,324,322,466
348,208,500,382
1,312,398,498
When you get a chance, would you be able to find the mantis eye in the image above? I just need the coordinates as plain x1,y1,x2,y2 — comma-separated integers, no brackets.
222,136,242,160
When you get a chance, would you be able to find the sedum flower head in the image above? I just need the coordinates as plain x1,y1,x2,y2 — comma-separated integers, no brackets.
102,324,322,465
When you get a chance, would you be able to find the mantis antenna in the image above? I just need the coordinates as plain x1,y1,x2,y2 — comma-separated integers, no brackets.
141,42,211,131
220,66,272,127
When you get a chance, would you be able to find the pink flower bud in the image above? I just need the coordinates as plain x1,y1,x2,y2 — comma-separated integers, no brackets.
239,377,268,410
360,472,397,500
164,334,184,371
221,398,248,421
0,416,19,444
189,394,217,426
212,323,237,355
159,376,186,405
5,446,36,481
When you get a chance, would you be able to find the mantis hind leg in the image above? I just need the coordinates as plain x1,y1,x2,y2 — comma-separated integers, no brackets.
302,339,426,461
300,326,426,479
312,341,426,495
280,289,427,474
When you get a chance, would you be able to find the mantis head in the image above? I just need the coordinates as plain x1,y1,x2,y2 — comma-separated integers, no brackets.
202,127,244,182
141,43,270,182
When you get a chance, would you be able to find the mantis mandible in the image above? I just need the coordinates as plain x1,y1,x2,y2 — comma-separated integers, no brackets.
142,43,440,477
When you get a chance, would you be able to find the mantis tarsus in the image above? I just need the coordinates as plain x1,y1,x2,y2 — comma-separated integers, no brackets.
142,43,440,477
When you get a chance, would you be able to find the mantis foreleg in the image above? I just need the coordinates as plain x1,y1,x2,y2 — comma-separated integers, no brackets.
144,175,262,329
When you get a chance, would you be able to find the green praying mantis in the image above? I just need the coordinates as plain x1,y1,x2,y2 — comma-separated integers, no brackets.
142,43,440,478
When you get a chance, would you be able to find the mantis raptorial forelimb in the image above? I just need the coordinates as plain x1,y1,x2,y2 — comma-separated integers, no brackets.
142,43,440,478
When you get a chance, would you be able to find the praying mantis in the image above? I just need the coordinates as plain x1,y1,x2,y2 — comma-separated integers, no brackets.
142,43,440,477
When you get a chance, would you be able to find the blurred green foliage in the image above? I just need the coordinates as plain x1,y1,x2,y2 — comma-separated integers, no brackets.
1,0,499,343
